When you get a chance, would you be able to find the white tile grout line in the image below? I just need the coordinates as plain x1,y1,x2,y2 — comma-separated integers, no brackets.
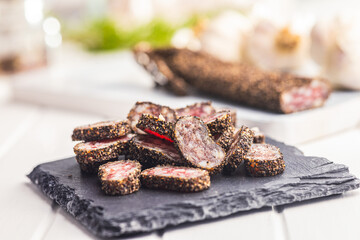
0,109,42,161
272,206,290,240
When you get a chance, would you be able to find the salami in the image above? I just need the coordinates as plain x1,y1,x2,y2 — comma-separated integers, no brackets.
98,160,141,195
175,101,216,118
141,166,210,192
136,114,174,142
223,126,254,174
144,48,331,114
74,134,134,173
127,102,177,133
214,125,235,152
251,127,266,144
203,110,232,135
72,120,130,142
128,135,185,167
244,144,285,177
174,116,226,173
134,46,189,96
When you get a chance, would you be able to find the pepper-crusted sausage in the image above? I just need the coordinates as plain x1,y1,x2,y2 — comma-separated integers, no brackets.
141,165,210,192
244,144,285,177
136,114,175,142
223,126,254,174
98,160,141,195
128,135,185,168
74,134,134,173
146,48,332,113
127,101,177,133
72,120,131,142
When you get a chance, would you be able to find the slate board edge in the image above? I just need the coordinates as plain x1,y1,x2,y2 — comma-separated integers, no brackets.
27,165,360,238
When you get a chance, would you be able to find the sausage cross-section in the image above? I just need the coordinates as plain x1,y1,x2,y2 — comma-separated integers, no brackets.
72,120,130,142
203,110,232,135
141,165,210,192
98,160,141,195
244,144,285,177
136,114,174,142
73,134,134,173
129,135,185,168
174,116,226,173
127,101,177,133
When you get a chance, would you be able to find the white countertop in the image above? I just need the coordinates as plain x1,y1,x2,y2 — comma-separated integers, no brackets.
0,47,360,240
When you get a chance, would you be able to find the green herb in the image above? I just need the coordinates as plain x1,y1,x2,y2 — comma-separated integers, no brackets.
65,17,199,52
63,8,243,52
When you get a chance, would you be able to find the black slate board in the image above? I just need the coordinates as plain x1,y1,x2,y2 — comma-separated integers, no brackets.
28,138,360,238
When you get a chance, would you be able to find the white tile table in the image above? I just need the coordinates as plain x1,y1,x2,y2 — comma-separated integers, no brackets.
0,102,359,240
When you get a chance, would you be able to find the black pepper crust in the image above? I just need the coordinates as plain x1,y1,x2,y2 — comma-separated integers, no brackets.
244,144,285,177
74,135,134,173
223,126,254,174
215,125,235,152
128,135,185,168
173,116,226,174
204,110,232,135
136,114,175,141
98,160,142,195
76,156,116,174
101,179,140,196
149,48,331,113
141,166,210,192
72,120,130,142
133,45,189,96
127,101,177,133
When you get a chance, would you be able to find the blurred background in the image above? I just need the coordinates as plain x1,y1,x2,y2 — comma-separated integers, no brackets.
1,0,360,78
1,0,360,143
2,2,360,240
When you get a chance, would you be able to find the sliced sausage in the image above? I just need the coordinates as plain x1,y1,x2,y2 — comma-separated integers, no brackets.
141,165,210,192
223,126,254,174
136,114,174,142
174,116,226,174
98,160,141,195
127,101,177,133
203,110,232,135
244,143,285,177
74,134,134,173
72,120,130,142
128,135,185,168
214,125,235,152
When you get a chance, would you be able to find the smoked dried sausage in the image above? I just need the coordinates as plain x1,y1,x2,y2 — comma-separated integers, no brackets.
141,165,210,192
98,160,141,195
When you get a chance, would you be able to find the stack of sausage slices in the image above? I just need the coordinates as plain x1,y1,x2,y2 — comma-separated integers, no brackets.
72,101,285,196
